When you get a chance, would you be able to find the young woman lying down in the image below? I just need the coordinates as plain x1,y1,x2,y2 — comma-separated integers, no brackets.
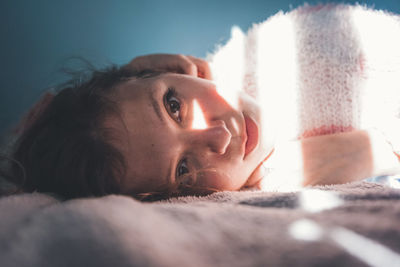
4,4,400,200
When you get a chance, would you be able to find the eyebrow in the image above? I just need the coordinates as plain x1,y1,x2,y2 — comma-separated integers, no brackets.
149,89,164,123
148,89,175,187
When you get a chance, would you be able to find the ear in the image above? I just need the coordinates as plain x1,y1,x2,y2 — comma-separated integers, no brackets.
14,92,55,135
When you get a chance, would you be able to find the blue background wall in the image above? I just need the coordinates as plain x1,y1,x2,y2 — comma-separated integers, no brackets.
1,0,399,137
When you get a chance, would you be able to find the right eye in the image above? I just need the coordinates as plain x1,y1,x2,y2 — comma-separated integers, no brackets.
164,88,182,122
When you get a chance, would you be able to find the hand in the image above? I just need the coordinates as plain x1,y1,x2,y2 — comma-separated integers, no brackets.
241,150,273,190
124,53,212,80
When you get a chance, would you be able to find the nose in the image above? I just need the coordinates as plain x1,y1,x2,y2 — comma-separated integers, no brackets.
191,120,232,155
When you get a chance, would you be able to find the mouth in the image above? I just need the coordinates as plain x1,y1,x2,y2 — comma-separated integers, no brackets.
243,115,259,159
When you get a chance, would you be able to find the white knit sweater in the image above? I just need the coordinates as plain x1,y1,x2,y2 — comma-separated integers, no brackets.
208,4,400,154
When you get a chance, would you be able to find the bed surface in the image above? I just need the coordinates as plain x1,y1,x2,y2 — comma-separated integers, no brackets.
1,181,400,267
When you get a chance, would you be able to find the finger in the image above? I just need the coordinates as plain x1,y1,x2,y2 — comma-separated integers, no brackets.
124,55,151,72
125,54,200,76
126,54,175,72
243,163,265,189
175,54,198,76
186,55,213,80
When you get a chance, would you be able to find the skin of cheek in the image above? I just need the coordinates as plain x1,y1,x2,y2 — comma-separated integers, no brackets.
190,169,237,192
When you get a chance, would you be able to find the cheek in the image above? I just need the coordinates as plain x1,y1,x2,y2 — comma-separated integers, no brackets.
195,168,241,191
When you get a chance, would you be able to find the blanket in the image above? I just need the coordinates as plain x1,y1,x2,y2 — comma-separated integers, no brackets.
208,3,400,150
1,181,400,267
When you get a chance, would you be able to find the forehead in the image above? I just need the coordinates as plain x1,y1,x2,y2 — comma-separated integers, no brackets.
114,75,159,99
112,72,186,99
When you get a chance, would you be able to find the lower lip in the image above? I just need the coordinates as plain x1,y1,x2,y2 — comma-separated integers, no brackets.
244,115,259,158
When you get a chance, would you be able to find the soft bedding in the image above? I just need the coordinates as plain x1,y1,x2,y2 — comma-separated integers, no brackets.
1,181,400,267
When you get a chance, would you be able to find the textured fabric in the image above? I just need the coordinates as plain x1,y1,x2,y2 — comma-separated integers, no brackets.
1,182,400,267
208,4,400,152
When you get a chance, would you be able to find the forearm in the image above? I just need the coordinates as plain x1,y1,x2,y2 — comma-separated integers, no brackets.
302,130,400,186
259,130,400,190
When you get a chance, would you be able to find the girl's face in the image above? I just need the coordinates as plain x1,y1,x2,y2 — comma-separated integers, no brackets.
109,73,269,196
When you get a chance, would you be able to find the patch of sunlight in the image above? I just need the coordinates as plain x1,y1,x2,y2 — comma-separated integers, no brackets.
257,12,300,148
289,219,323,241
299,189,344,213
331,227,400,267
288,219,400,267
191,99,208,130
207,25,245,110
230,116,240,135
259,139,304,192
352,8,400,152
368,130,400,176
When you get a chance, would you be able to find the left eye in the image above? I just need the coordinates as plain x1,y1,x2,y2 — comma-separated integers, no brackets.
165,88,181,122
176,159,195,187
176,159,189,177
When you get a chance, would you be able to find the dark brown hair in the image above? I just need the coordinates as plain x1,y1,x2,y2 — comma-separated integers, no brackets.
1,66,219,201
4,65,140,199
